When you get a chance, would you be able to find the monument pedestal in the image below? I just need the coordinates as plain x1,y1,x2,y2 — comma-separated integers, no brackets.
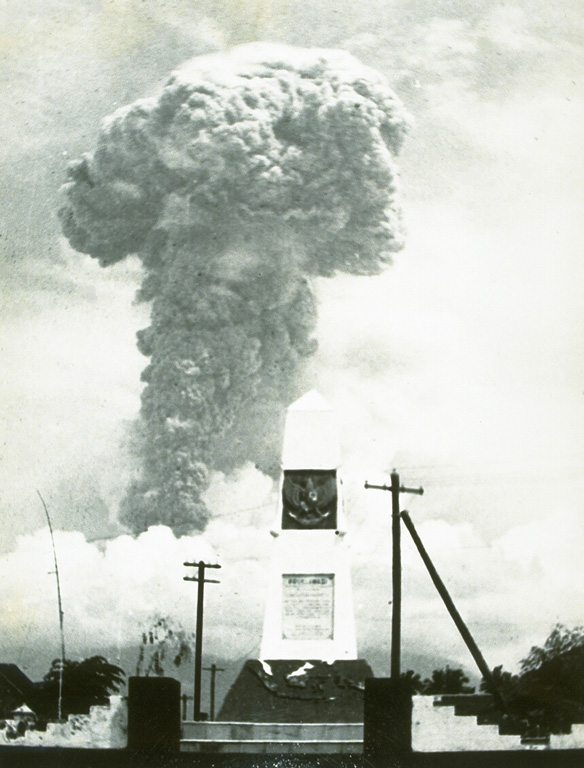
218,659,373,723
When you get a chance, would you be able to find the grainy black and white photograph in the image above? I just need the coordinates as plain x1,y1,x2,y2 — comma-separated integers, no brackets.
1,2,583,765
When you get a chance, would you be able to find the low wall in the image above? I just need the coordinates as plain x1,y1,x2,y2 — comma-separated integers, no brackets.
412,696,584,752
1,697,127,749
182,721,363,740
181,721,363,754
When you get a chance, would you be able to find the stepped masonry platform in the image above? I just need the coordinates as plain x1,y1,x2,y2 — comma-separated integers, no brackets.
181,721,363,754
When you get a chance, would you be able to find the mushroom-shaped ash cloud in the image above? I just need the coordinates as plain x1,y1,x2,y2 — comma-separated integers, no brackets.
59,43,410,535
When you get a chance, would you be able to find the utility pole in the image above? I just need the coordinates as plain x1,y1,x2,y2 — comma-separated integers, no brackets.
184,561,221,720
365,470,423,680
37,491,66,721
181,694,191,721
203,663,225,720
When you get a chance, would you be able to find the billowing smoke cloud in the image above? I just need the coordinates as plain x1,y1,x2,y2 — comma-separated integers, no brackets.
58,43,409,535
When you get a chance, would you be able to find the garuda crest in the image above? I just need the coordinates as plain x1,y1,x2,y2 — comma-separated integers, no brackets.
282,471,337,529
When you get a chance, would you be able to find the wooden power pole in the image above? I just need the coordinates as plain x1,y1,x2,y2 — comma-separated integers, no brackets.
203,663,225,720
184,561,221,720
365,470,423,680
37,491,66,721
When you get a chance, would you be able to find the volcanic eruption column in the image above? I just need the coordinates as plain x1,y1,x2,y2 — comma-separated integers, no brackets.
58,44,409,536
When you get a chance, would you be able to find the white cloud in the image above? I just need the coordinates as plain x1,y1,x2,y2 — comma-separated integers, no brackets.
2,501,582,678
0,247,147,547
480,6,551,53
351,503,584,674
0,527,214,653
0,468,277,666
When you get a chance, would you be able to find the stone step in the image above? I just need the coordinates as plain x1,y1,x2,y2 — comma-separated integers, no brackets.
434,694,498,717
181,739,363,754
182,721,363,742
434,695,577,739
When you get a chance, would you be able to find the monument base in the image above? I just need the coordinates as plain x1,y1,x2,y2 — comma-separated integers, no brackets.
217,659,373,723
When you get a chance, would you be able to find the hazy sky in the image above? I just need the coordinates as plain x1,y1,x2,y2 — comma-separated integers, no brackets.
1,1,583,681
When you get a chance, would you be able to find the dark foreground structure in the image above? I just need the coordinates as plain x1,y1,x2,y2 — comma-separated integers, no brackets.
2,676,583,767
2,745,584,768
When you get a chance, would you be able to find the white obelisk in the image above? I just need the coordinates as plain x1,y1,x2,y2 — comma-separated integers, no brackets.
260,391,357,661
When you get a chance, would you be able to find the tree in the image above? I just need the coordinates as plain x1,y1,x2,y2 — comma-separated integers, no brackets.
135,615,194,677
480,625,584,734
516,624,584,732
480,664,517,694
520,624,584,676
423,666,475,695
400,669,425,695
38,656,125,719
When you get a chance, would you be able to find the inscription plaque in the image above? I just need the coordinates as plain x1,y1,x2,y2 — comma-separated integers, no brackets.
282,573,334,640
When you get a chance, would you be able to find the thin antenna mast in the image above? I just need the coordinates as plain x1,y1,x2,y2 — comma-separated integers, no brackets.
37,490,66,721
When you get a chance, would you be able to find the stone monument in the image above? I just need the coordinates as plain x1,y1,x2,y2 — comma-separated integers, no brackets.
219,391,372,722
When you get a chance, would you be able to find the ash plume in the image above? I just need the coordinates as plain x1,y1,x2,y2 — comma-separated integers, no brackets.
58,43,409,535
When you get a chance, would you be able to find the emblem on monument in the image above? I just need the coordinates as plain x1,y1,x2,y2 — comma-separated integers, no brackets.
282,470,338,529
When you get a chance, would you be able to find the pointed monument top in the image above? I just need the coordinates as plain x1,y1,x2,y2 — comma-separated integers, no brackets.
288,390,333,413
282,390,340,469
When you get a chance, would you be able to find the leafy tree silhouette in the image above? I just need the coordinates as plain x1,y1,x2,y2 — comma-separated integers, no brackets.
480,664,516,694
423,666,475,695
38,656,125,719
481,624,584,734
400,669,425,695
